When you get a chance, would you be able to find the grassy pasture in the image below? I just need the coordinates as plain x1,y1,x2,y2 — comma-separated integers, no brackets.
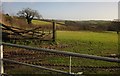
5,31,119,75
56,31,118,56
46,31,118,66
32,20,62,26
45,31,119,74
2,16,119,75
32,20,51,25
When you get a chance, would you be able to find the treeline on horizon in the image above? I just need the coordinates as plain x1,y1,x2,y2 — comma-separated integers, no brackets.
36,18,120,32
64,20,120,32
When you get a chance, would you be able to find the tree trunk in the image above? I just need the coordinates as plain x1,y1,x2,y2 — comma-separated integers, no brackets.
27,18,32,24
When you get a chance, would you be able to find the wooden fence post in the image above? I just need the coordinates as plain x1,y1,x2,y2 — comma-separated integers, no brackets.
52,21,56,42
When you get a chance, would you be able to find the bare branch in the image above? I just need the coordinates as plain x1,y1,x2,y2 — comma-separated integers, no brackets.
17,8,42,24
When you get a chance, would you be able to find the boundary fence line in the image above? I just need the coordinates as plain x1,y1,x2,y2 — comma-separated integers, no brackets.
2,42,120,62
1,42,120,75
2,58,70,75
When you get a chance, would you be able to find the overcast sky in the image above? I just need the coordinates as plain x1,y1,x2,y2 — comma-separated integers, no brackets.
2,1,119,20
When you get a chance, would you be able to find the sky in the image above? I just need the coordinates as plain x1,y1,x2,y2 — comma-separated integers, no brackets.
1,0,120,2
1,1,119,20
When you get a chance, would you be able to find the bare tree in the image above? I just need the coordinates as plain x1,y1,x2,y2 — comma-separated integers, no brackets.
17,8,42,24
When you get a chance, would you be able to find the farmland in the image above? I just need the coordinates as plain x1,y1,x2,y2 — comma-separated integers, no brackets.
40,31,119,66
56,31,118,55
3,30,119,75
1,14,119,75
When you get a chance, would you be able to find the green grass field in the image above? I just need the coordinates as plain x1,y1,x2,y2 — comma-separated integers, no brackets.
32,20,61,26
2,15,119,75
56,31,118,56
45,31,119,74
27,30,118,71
3,18,119,75
5,31,119,75
32,20,51,25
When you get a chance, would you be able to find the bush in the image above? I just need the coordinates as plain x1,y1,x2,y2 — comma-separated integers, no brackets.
4,14,13,24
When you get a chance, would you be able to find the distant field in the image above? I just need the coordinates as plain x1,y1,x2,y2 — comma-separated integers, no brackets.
32,20,51,25
32,20,62,26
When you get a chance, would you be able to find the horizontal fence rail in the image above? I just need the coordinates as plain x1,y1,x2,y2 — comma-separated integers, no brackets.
2,42,120,63
2,58,70,75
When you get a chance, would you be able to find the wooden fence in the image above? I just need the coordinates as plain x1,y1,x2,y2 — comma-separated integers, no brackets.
1,21,56,43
